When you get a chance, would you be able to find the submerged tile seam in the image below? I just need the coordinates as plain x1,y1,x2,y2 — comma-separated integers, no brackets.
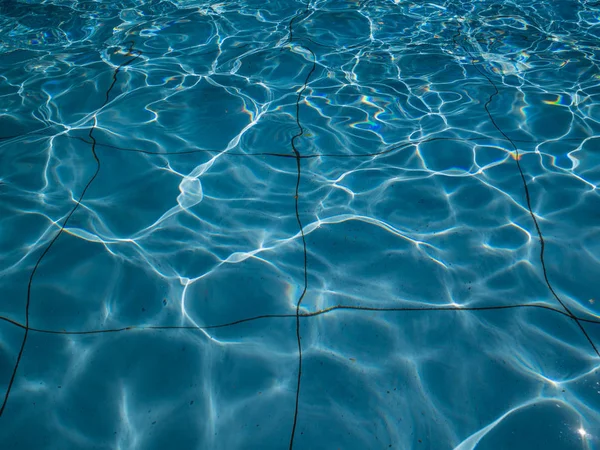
1,302,599,336
0,42,142,418
451,24,600,358
286,1,316,448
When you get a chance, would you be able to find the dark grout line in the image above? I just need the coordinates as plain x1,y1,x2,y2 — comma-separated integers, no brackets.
0,301,599,336
3,132,593,161
0,42,142,418
451,24,600,358
287,1,317,448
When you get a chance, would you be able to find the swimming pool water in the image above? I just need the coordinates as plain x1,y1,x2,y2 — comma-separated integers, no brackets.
1,0,600,449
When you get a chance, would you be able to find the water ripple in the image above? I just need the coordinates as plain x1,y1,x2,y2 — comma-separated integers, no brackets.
1,0,599,449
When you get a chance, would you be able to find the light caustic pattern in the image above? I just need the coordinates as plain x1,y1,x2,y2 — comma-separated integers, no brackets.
0,0,600,449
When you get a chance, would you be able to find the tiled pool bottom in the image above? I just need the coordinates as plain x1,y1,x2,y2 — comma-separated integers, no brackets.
1,0,600,449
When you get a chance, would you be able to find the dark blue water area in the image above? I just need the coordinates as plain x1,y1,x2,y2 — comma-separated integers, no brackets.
1,0,600,449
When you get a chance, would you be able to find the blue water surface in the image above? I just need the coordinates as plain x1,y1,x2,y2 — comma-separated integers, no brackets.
1,0,600,449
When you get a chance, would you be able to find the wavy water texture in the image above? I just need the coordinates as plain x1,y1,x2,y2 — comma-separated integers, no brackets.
1,0,600,449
